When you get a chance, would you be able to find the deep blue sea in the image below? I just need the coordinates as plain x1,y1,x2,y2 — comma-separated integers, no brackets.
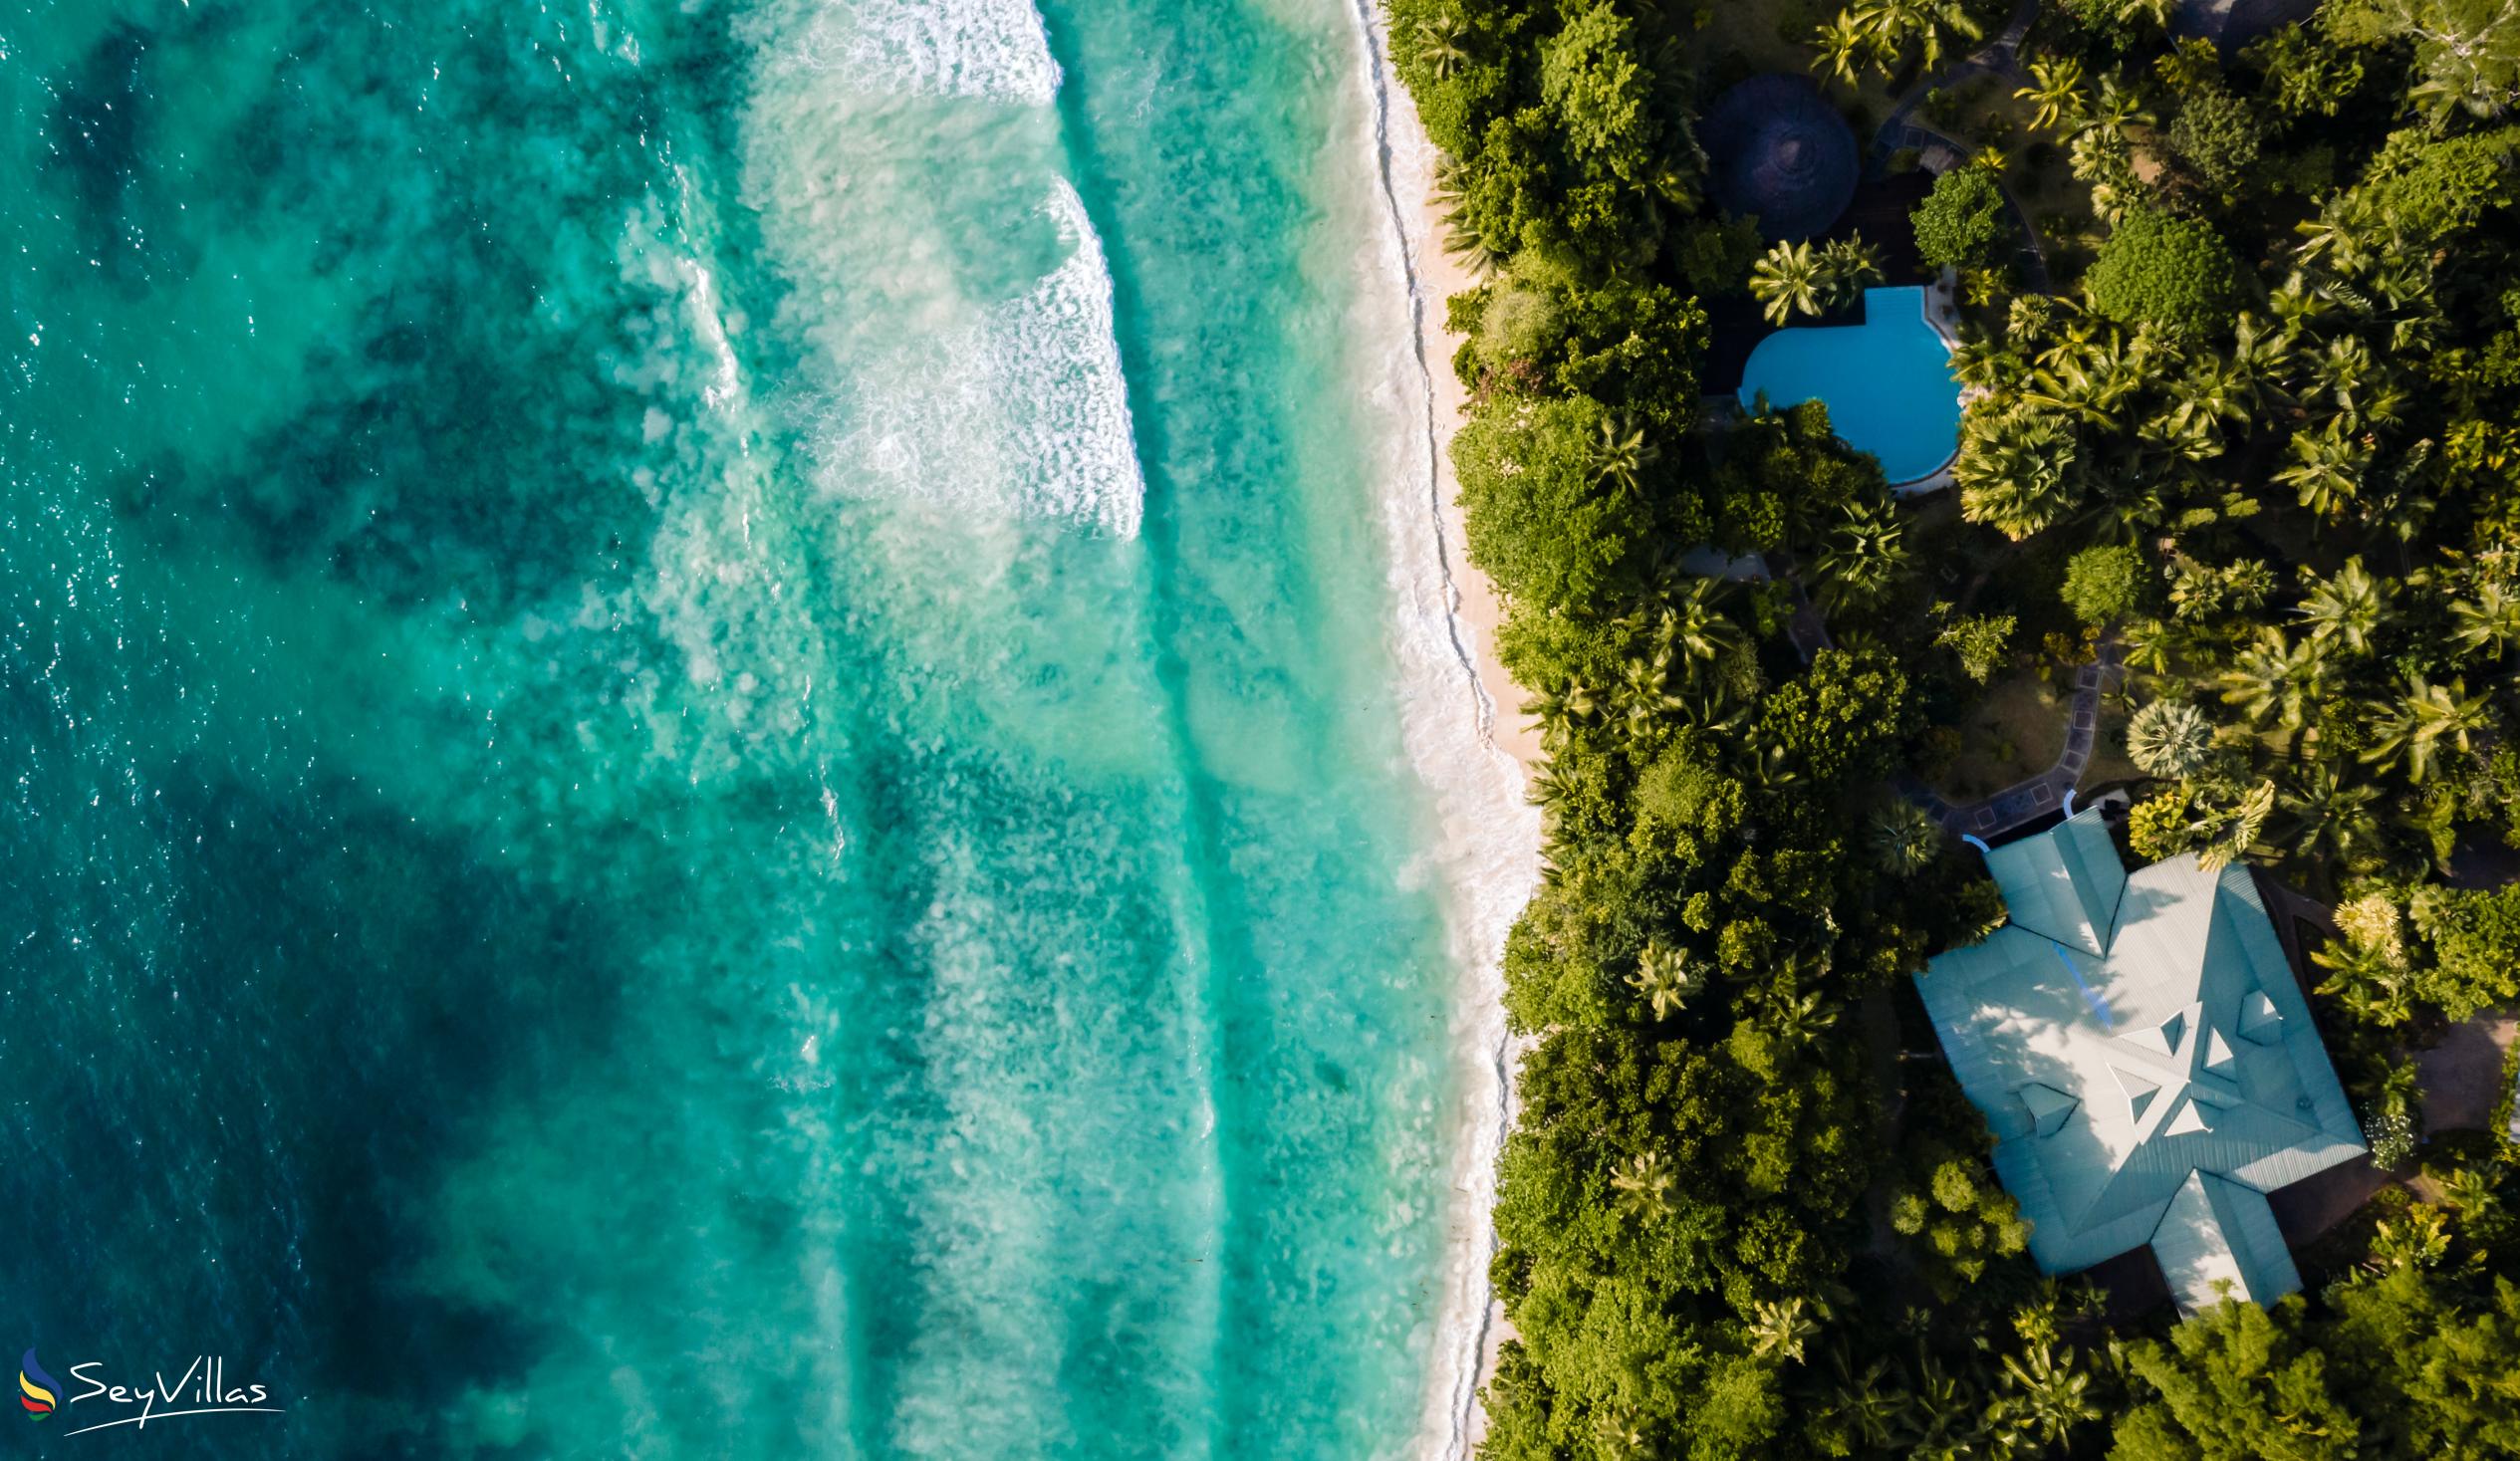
0,2,1529,1454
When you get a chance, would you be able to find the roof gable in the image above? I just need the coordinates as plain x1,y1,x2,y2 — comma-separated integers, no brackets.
1915,821,2367,1309
1986,812,2127,955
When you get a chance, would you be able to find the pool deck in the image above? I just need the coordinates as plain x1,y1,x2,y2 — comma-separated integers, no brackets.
1893,272,1963,498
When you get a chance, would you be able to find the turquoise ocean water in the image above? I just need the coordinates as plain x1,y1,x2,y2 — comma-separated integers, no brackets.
0,1,1526,1454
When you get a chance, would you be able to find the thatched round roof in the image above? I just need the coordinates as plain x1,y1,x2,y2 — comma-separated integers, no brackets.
1701,74,1859,242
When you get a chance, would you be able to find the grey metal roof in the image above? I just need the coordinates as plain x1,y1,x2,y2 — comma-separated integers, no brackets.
2152,1170,2303,1313
1915,811,2366,1314
1985,812,2126,956
1700,75,1859,242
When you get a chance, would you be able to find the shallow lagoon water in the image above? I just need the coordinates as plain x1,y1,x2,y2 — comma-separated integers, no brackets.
0,1,1513,1454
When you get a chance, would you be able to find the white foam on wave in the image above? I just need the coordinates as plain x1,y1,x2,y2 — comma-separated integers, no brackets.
1332,6,1544,1460
820,178,1147,539
795,0,1062,107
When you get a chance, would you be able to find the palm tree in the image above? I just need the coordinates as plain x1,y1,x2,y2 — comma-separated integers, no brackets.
2275,418,2374,521
1749,1297,1822,1364
1957,406,2084,540
2280,762,2384,876
1868,800,1943,874
2307,335,2405,431
1825,1354,1911,1451
2449,579,2520,660
1750,240,1829,325
2216,628,2333,741
1900,1350,1988,1457
2226,312,2300,407
2269,268,2339,336
1591,413,1653,493
1996,1343,2101,1448
1763,986,1843,1047
1628,942,1701,1019
1523,679,1602,748
1811,11,1873,87
1412,12,1471,78
1610,1149,1677,1219
1815,499,1909,611
1822,234,1885,307
2362,674,2493,783
2293,558,2392,655
2016,55,2087,131
1654,580,1747,676
2126,699,2215,779
2314,935,2416,1027
1613,643,1685,736
2196,778,2276,871
1947,334,2017,390
2087,72,2155,136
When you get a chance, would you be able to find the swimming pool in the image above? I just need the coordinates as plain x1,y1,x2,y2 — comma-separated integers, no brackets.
1736,285,1961,489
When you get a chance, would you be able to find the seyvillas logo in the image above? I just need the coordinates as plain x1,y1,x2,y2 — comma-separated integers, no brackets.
18,1350,282,1437
20,1349,58,1419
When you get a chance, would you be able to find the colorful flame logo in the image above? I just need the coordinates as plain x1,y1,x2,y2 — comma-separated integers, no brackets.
20,1348,58,1419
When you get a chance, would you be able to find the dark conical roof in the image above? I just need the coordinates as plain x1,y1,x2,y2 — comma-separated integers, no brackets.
1701,74,1859,242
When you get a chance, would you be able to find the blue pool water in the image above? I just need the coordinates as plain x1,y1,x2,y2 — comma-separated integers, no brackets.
1737,285,1962,487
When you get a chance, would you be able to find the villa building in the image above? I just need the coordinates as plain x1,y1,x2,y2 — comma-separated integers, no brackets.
1914,809,2368,1315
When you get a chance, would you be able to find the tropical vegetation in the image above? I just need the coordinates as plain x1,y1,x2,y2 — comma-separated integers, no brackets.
1387,0,2520,1453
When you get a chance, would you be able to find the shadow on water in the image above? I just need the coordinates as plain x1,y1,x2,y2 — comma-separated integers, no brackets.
0,740,632,1452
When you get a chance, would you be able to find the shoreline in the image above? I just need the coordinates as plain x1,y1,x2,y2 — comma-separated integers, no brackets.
1339,5,1543,1458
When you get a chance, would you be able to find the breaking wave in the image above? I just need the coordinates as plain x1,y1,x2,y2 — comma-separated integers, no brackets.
819,178,1147,539
796,0,1062,107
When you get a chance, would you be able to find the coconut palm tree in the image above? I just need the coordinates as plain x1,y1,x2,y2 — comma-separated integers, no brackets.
2306,335,2407,432
1869,800,1943,874
1811,11,1876,86
1591,413,1653,493
1654,579,1747,675
2268,269,2339,336
2293,558,2393,655
2449,578,2520,660
2216,627,2334,740
1750,240,1830,325
1996,1343,2101,1448
1412,12,1472,78
1822,234,1885,307
1825,1354,1911,1451
1628,942,1702,1019
2362,674,2493,783
2280,761,2385,875
1762,986,1843,1047
2126,699,2215,778
2226,313,2300,404
2196,778,2276,871
1523,678,1603,749
1816,499,1909,611
1613,643,1686,736
2275,418,2374,521
2314,935,2416,1027
2016,55,2088,131
1947,334,2017,390
2088,72,2155,136
1750,1297,1822,1364
1610,1149,1676,1219
1957,406,2085,540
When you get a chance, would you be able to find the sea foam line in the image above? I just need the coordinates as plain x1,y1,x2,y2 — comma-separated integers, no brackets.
1336,4,1542,1459
820,178,1147,539
797,0,1062,106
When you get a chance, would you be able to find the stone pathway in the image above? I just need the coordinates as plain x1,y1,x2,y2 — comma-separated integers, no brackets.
1902,637,2123,840
1762,552,1837,663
